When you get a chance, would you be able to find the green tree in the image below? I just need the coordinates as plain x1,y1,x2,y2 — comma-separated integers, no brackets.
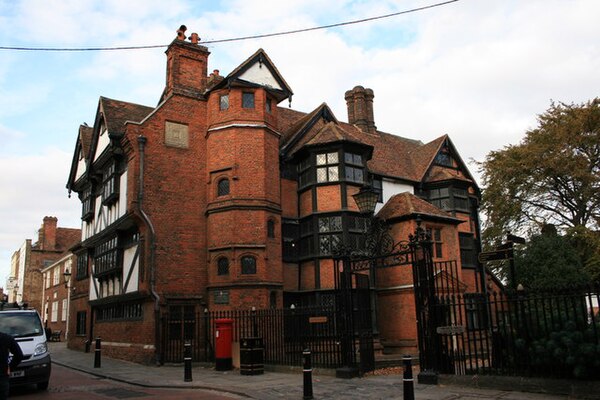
514,228,589,290
480,98,600,244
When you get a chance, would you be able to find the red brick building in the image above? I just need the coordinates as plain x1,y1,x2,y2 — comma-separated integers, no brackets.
41,253,75,341
7,217,80,314
66,29,485,363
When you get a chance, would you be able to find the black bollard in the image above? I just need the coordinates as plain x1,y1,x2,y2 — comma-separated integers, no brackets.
184,341,193,382
403,355,415,400
303,348,314,400
84,339,90,353
94,337,101,368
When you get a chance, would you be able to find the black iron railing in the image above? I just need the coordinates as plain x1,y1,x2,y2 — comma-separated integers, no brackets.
161,305,342,368
432,283,600,380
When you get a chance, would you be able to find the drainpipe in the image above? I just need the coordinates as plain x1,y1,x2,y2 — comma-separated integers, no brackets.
137,135,162,365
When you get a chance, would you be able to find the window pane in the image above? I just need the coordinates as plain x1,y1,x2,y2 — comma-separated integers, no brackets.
327,152,338,164
241,256,256,274
344,153,353,164
319,235,330,254
242,92,255,108
331,234,341,252
318,218,330,232
266,98,272,113
330,216,342,231
354,168,363,183
435,243,443,258
328,166,339,181
217,179,230,196
316,154,327,165
220,94,229,110
316,167,327,182
217,258,229,275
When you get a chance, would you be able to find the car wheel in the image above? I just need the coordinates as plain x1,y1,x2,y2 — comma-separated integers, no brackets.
37,381,49,390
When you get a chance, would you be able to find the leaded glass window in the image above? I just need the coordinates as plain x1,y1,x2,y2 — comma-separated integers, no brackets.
217,257,229,275
242,92,255,109
241,256,257,274
220,94,229,110
316,152,339,183
217,178,230,197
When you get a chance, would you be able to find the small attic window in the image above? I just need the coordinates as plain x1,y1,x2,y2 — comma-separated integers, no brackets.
242,92,255,109
434,151,453,167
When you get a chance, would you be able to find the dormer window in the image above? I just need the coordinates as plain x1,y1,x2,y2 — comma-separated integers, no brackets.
102,161,119,205
242,92,255,109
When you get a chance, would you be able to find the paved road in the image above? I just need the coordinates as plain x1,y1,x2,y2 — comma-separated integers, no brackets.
10,364,243,399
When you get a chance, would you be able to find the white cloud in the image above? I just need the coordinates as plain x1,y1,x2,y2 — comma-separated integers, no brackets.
0,147,81,281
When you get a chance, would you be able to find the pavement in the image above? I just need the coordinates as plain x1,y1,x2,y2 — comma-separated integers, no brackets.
49,342,599,400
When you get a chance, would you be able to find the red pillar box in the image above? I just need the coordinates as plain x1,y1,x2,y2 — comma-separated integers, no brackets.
215,318,233,371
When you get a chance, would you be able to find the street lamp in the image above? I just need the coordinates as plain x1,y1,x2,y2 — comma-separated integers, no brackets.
63,268,72,287
63,267,72,341
352,185,379,215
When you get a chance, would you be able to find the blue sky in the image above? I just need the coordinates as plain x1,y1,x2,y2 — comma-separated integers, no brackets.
1,0,600,283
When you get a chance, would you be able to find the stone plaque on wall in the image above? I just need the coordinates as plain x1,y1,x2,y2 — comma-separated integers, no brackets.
165,121,189,148
214,290,229,304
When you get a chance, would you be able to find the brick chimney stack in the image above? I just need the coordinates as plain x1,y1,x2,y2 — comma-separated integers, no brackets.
164,25,210,98
345,86,376,134
39,216,58,251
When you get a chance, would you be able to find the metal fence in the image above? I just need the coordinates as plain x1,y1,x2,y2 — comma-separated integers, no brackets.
161,305,343,368
432,283,600,380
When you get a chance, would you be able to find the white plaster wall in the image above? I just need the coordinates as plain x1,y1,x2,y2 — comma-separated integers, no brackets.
93,130,109,162
122,245,139,293
75,155,86,181
239,63,282,90
374,179,414,213
118,172,127,219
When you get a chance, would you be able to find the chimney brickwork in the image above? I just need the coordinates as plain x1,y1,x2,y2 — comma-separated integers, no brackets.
345,85,376,134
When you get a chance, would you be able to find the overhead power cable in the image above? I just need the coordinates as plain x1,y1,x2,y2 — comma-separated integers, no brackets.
0,0,459,52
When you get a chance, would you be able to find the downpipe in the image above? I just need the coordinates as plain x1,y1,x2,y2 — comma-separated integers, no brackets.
137,135,162,365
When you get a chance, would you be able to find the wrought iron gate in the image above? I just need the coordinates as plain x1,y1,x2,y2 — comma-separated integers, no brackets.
334,223,455,379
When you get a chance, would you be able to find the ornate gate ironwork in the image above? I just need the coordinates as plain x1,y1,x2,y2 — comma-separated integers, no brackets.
334,222,450,381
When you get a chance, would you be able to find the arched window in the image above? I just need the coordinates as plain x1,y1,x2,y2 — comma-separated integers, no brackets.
241,256,256,275
217,257,229,276
267,219,275,238
217,178,230,197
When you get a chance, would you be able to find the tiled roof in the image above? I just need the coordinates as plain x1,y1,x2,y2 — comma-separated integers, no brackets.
279,103,450,183
79,125,93,161
304,121,364,148
99,97,154,136
425,165,473,184
376,192,460,223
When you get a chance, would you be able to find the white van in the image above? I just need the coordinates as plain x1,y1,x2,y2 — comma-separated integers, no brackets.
0,305,51,390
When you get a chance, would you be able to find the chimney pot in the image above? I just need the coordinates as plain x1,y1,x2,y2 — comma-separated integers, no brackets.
177,25,187,40
190,32,200,44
